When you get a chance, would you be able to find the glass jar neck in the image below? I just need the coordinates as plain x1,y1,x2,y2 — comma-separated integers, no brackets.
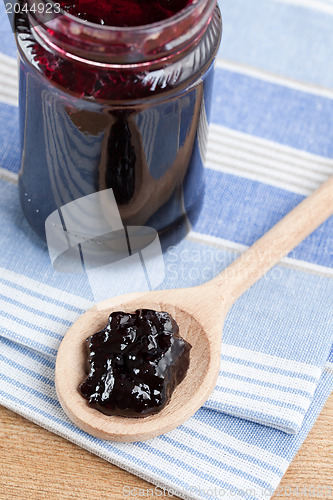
27,0,217,67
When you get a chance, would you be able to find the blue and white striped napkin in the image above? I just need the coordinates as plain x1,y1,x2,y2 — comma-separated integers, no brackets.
1,0,333,498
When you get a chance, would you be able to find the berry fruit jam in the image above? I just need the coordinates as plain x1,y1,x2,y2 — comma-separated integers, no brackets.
80,309,191,417
59,0,193,27
15,0,222,247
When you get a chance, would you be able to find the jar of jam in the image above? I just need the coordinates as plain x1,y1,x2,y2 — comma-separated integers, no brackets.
15,0,222,247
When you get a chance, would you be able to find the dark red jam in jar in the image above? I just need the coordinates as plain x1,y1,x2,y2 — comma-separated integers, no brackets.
15,0,222,246
59,0,194,27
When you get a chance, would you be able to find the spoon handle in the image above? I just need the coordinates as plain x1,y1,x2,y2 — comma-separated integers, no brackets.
209,175,333,304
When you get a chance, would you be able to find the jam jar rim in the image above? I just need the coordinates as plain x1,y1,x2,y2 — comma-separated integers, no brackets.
45,0,206,32
26,0,218,65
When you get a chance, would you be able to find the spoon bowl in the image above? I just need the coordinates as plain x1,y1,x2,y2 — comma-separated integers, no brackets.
56,287,224,441
56,176,333,441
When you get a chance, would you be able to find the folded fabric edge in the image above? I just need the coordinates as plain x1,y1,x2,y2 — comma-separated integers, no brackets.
206,360,333,435
204,404,302,435
205,341,328,434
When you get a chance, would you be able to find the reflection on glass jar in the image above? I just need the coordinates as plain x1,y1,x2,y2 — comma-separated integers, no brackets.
15,0,222,248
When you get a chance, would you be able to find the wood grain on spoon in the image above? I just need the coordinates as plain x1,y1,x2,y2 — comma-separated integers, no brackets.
55,175,333,442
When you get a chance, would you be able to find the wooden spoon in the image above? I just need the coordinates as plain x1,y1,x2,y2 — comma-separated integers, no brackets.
55,176,333,442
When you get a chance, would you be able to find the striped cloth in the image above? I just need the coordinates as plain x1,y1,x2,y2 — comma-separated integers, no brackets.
1,0,333,498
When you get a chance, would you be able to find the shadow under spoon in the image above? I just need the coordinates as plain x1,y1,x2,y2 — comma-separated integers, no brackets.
55,176,333,442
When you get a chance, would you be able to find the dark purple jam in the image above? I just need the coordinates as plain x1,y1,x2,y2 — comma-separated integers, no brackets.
79,309,191,417
59,0,194,27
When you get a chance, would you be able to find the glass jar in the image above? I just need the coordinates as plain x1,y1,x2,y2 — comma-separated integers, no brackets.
15,0,222,248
